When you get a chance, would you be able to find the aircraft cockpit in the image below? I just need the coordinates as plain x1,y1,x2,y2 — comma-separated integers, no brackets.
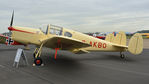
49,24,73,37
40,24,62,35
49,25,63,35
40,24,73,37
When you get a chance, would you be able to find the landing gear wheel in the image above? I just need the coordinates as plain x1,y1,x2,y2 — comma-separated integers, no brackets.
120,54,125,59
34,57,43,66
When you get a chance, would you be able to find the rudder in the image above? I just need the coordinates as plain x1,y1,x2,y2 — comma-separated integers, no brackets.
105,33,114,42
105,31,126,46
113,31,126,46
128,33,143,55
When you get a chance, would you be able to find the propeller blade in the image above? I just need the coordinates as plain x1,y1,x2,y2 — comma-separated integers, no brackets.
10,10,14,27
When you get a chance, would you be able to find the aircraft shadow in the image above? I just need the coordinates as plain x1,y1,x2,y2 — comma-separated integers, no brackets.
41,53,84,72
40,52,137,69
78,52,138,62
96,55,137,62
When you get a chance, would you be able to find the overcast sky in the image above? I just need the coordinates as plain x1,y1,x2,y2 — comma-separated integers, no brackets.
0,0,149,33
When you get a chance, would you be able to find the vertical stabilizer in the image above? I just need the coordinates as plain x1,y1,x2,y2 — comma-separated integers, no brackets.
105,31,126,46
113,31,126,45
128,33,143,55
105,33,114,42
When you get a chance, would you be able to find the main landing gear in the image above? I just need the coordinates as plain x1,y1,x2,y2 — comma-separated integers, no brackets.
120,52,125,59
33,44,60,66
34,57,43,66
33,43,44,66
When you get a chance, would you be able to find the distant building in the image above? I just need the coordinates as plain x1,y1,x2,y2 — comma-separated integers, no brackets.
136,30,149,33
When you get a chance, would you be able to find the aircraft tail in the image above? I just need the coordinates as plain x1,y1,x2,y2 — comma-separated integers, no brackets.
105,33,114,43
105,31,126,46
128,33,143,55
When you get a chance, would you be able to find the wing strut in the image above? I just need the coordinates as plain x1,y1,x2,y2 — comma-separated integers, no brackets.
54,48,59,60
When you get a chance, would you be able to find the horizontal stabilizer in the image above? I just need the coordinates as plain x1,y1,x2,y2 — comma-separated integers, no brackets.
112,43,128,48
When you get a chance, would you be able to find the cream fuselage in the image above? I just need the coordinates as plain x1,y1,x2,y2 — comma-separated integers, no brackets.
9,26,126,52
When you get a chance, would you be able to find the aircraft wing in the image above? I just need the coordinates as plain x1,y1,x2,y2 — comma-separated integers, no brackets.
43,36,91,50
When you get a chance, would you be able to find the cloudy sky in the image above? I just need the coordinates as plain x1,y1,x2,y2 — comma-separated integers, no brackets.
0,0,149,33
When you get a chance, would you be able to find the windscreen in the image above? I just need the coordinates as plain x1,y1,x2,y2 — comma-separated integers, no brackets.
40,25,48,34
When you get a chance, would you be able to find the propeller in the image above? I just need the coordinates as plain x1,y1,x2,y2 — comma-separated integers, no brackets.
8,10,14,37
10,10,14,27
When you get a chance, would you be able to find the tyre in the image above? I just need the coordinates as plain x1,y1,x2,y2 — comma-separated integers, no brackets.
34,57,43,66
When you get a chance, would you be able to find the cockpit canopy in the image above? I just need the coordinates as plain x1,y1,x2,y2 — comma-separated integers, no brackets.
40,24,62,35
40,24,72,37
49,25,63,35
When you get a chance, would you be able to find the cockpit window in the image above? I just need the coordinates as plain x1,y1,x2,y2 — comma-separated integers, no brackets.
64,32,72,37
49,25,62,35
40,25,48,34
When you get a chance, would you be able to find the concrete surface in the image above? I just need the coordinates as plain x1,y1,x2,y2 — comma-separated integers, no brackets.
0,39,149,84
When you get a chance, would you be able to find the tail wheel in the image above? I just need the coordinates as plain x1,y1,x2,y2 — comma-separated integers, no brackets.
120,54,125,59
34,57,43,66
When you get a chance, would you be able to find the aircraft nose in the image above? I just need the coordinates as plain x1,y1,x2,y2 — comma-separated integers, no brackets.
8,27,14,31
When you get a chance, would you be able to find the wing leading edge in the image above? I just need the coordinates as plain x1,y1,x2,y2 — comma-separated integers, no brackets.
42,36,91,50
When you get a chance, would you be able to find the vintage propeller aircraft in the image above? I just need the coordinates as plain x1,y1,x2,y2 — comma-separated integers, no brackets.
8,12,143,66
